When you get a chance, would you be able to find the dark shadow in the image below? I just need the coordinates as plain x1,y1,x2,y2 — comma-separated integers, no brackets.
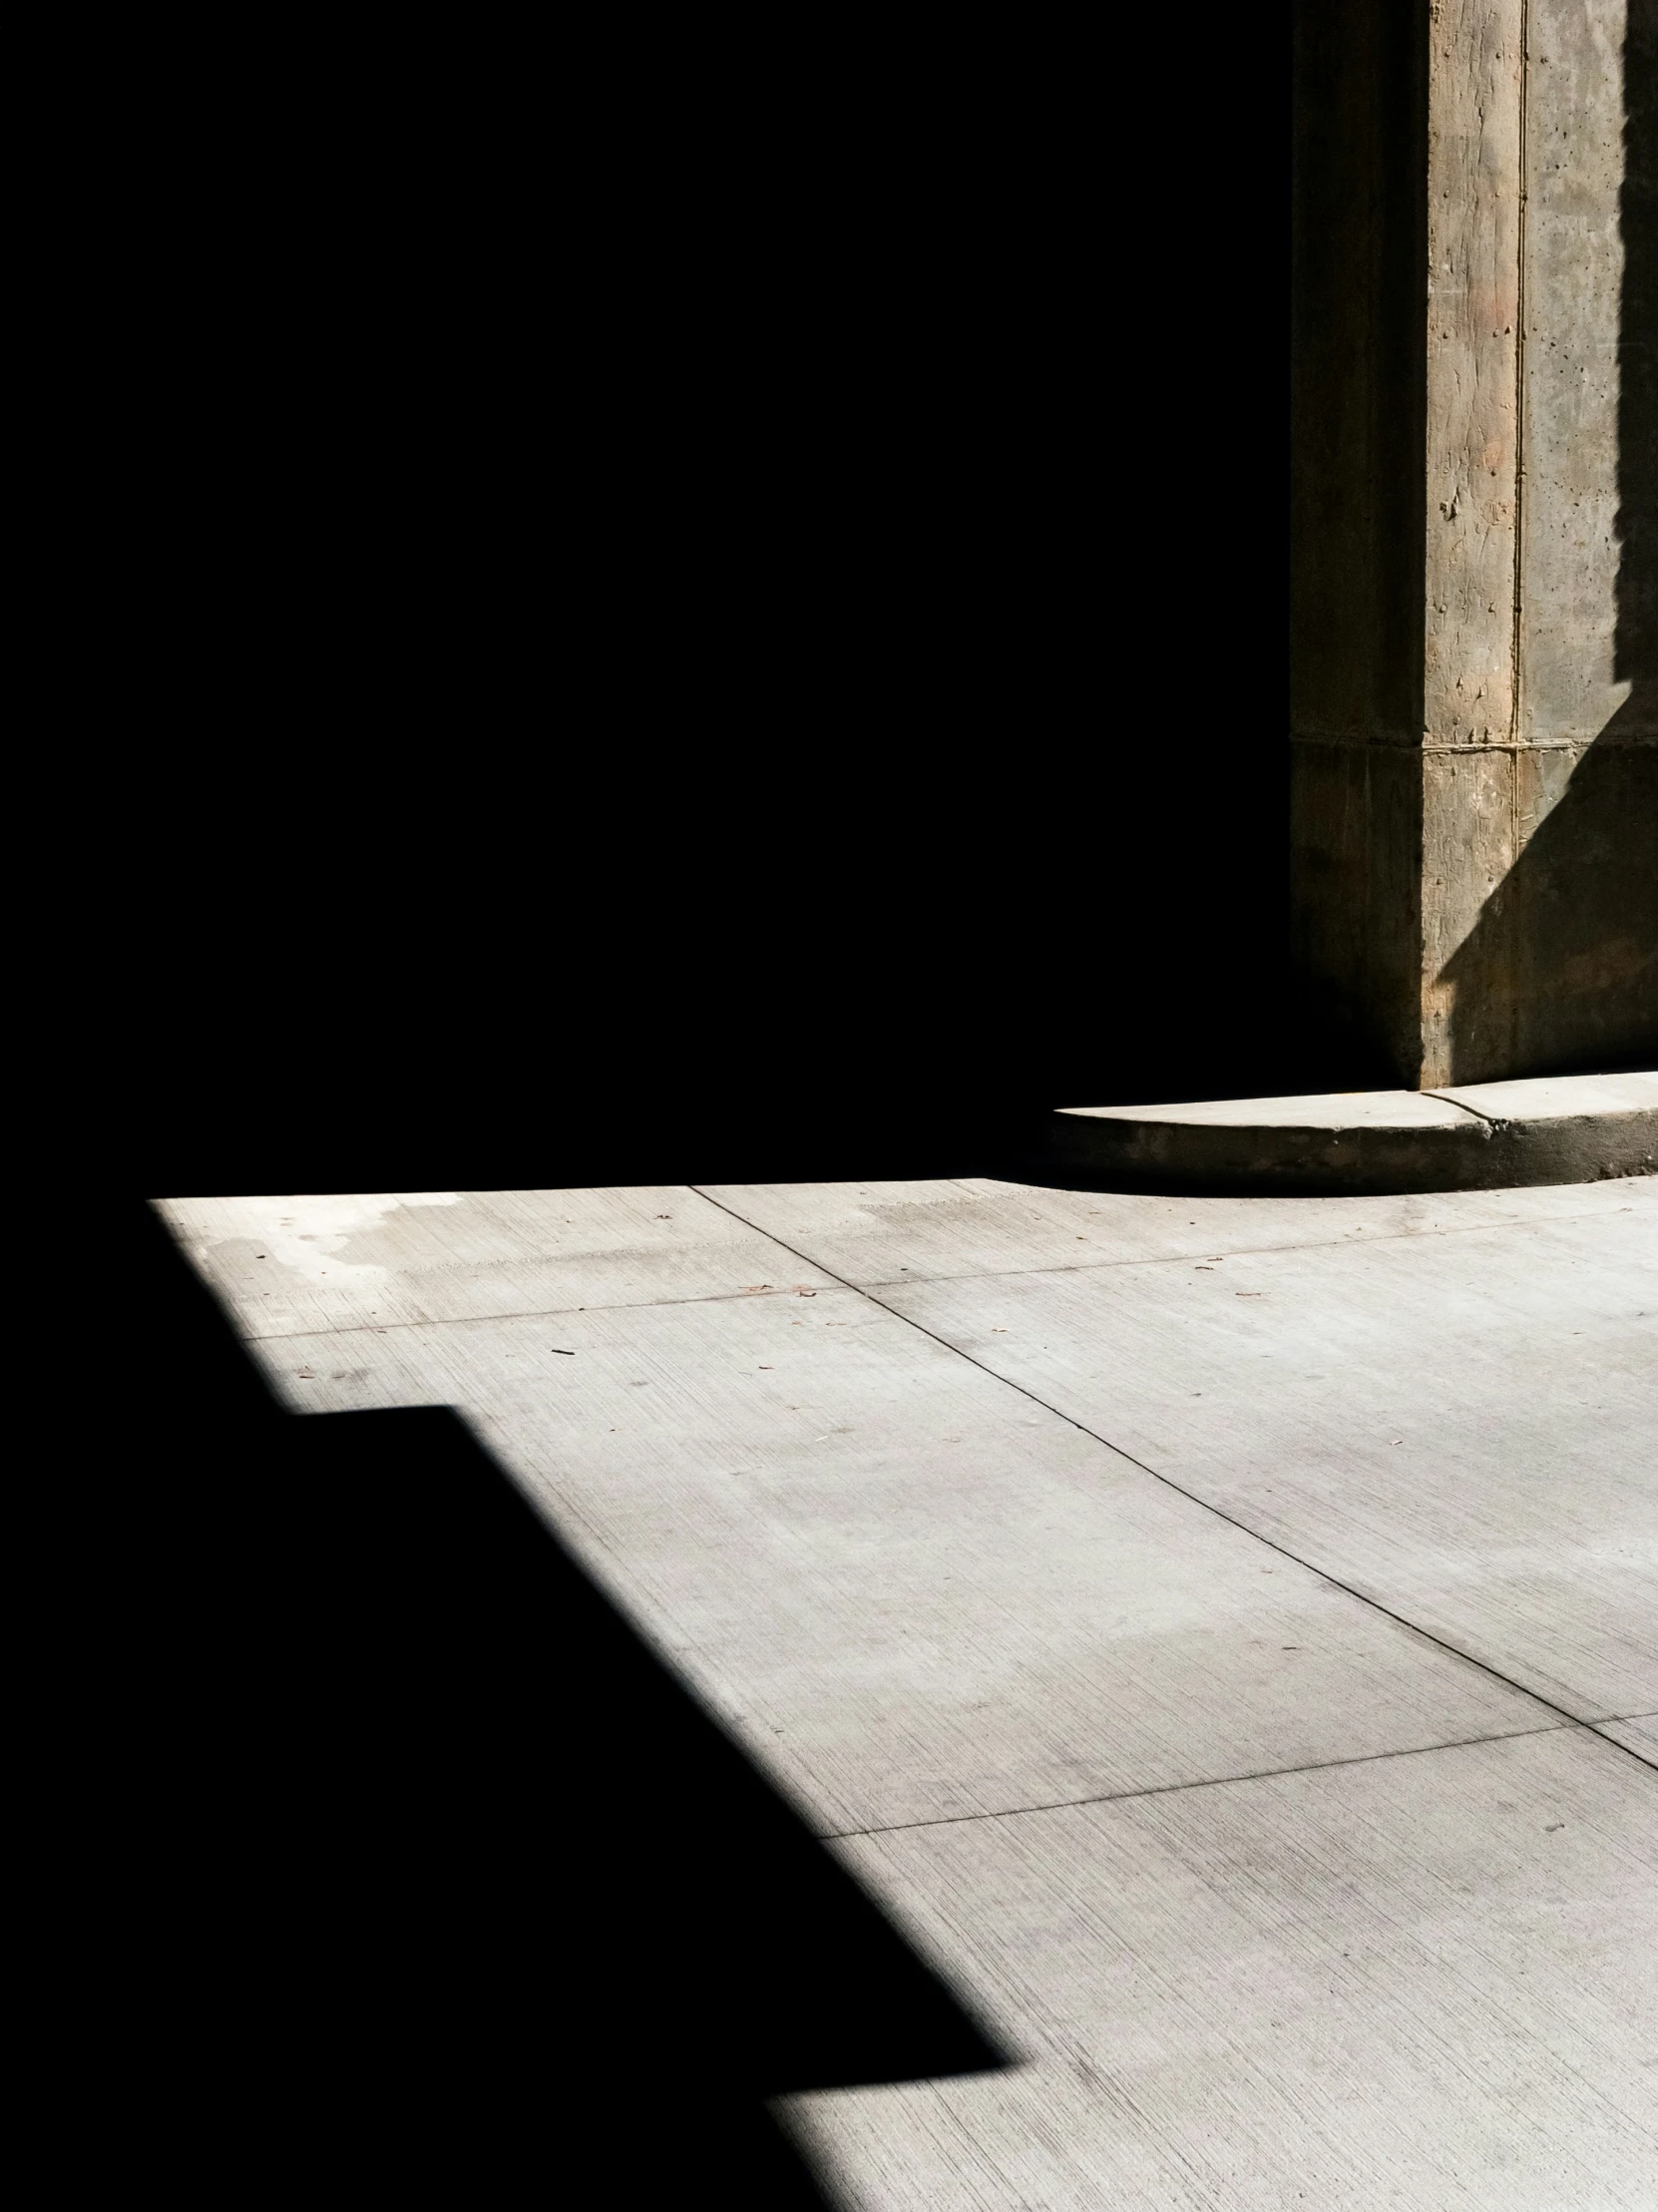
81,35,1296,1213
65,1201,1008,2204
55,25,1302,2196
101,730,1305,1206
99,948,1316,1207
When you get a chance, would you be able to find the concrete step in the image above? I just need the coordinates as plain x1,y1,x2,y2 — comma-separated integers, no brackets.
1050,1072,1658,1194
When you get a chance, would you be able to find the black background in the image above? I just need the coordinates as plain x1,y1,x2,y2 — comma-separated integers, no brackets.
76,23,1293,1207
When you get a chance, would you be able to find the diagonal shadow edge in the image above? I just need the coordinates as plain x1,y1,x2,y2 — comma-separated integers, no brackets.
73,1199,1011,2202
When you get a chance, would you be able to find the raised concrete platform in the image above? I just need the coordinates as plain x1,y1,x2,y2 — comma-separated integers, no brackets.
1050,1072,1658,1194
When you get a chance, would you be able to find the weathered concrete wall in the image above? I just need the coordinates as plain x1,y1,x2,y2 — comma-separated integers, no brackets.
1521,1,1629,740
1423,0,1523,753
1441,732,1657,1073
1439,1,1658,1076
1418,0,1526,1085
1291,0,1657,1087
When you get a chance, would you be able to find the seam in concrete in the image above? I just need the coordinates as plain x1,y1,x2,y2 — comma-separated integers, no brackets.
1292,731,1656,749
1290,731,1592,752
690,1190,1658,1776
820,1724,1573,1842
231,1278,844,1344
851,1201,1641,1293
1511,0,1529,751
1421,1090,1501,1127
1594,1729,1657,1773
231,1194,1645,1345
1051,1080,1657,1193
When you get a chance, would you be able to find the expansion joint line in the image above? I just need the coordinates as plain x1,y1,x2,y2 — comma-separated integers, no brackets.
688,1187,1655,1779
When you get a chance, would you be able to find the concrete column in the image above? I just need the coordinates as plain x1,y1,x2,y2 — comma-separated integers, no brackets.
1291,1,1657,1088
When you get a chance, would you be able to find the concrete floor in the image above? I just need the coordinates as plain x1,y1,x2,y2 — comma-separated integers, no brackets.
161,1174,1658,2209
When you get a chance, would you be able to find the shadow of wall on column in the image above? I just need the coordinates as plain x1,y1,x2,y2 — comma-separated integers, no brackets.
1440,712,1658,1079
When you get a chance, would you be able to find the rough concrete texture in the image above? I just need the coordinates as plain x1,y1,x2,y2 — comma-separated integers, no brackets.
1050,1071,1658,1193
1291,0,1658,1088
1436,732,1658,1077
1422,0,1523,750
1522,2,1630,741
158,1176,1658,2206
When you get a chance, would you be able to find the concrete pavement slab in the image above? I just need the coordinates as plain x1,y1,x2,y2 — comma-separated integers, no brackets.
157,1185,837,1337
782,1728,1658,2210
699,1172,1648,1289
239,1284,1551,1838
849,1206,1657,1720
158,1176,1656,2202
1597,1714,1658,1766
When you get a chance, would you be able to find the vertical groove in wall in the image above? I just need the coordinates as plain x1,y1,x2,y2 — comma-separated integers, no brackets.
1510,0,1529,892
